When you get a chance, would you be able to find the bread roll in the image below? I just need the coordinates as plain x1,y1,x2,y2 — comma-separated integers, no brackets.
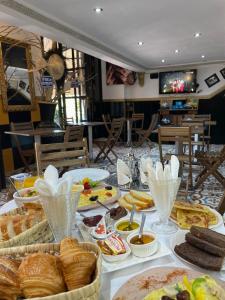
18,253,66,298
0,256,21,300
60,238,96,290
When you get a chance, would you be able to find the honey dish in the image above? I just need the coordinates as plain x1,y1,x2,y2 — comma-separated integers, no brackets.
127,231,158,257
114,218,140,237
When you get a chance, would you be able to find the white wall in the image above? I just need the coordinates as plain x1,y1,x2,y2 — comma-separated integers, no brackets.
102,61,225,100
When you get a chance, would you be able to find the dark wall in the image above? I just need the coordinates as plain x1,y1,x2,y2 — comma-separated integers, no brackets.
198,90,225,144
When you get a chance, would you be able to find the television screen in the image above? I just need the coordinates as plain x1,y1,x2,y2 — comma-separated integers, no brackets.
159,70,197,94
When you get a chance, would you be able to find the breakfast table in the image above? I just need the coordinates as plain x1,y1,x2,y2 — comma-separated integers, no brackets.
1,196,225,300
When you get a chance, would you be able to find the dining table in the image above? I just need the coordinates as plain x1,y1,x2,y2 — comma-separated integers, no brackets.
4,128,65,171
73,121,108,160
1,193,224,300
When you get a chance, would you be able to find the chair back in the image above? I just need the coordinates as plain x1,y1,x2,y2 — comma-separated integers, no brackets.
64,125,84,142
131,113,144,129
102,114,111,134
158,126,192,163
109,118,125,141
61,116,74,128
181,121,205,135
11,122,34,132
35,138,89,175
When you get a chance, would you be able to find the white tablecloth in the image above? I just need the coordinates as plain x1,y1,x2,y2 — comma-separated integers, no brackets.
1,199,225,300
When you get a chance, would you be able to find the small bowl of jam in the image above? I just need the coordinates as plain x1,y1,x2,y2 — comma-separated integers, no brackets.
82,215,103,233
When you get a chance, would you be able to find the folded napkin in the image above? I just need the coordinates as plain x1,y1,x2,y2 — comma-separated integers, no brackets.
140,157,153,184
117,159,132,185
34,165,72,197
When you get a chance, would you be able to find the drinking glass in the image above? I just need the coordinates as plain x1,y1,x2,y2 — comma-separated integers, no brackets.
40,191,81,242
148,177,181,234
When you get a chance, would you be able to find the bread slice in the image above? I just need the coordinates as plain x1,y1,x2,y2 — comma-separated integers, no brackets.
130,190,154,205
174,201,206,212
124,194,150,209
190,226,225,248
174,242,224,271
185,232,225,257
118,197,143,211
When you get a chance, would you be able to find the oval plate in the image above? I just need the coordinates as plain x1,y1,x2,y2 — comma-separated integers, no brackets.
63,168,110,183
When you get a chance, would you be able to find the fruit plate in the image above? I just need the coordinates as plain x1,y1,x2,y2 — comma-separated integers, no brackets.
63,168,110,182
113,266,225,300
78,223,171,274
170,206,223,230
170,229,225,272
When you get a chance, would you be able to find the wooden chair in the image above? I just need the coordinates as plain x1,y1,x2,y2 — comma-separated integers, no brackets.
102,114,111,135
131,113,144,135
217,192,225,215
61,116,74,128
133,113,158,149
195,146,225,189
35,138,89,175
181,121,205,152
10,122,34,172
94,118,125,164
64,125,84,142
158,126,193,189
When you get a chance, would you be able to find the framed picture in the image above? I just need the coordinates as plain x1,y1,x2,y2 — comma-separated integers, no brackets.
18,80,26,90
205,73,220,88
220,68,225,79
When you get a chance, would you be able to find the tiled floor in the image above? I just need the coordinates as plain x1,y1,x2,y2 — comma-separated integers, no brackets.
1,143,224,210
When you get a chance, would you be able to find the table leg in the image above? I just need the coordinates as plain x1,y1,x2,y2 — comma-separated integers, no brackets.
88,126,93,160
127,120,132,146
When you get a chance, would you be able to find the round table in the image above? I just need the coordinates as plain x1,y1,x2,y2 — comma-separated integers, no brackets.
1,199,225,300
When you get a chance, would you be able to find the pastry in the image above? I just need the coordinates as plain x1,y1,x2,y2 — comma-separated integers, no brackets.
0,212,44,241
0,257,21,300
60,238,96,290
119,191,154,211
18,253,66,298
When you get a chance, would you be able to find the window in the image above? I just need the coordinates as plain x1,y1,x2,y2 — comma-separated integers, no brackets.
63,48,87,123
41,38,87,124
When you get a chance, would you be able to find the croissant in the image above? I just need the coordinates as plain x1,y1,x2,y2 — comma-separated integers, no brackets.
60,238,96,290
0,256,21,300
18,252,66,298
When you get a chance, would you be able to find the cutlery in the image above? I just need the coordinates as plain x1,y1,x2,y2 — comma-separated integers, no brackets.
135,213,146,244
96,199,111,211
9,177,22,197
123,205,135,231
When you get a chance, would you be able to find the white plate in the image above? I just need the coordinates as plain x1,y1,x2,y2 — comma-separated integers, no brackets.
170,230,225,272
170,206,223,230
63,168,110,182
102,241,170,273
78,224,171,273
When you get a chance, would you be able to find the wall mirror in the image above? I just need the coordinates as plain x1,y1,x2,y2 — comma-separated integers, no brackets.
0,37,36,111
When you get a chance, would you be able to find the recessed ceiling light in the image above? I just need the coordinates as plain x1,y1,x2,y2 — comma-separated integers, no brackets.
194,32,202,38
161,59,165,63
138,41,144,46
94,7,103,13
201,55,205,59
175,49,179,54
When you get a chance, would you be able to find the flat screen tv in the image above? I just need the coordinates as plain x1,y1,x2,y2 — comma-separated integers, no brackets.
159,70,197,94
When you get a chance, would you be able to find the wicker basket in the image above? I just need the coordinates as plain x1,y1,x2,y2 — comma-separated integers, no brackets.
0,242,102,300
0,207,54,249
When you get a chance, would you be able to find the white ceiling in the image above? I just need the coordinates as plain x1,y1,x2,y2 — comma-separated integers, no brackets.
1,0,225,70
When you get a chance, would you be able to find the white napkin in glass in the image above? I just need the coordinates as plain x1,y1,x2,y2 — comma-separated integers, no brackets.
140,157,153,184
117,159,132,185
35,165,72,197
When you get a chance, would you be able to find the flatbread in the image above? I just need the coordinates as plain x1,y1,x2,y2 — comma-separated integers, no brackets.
130,190,154,204
174,200,206,212
176,209,209,229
